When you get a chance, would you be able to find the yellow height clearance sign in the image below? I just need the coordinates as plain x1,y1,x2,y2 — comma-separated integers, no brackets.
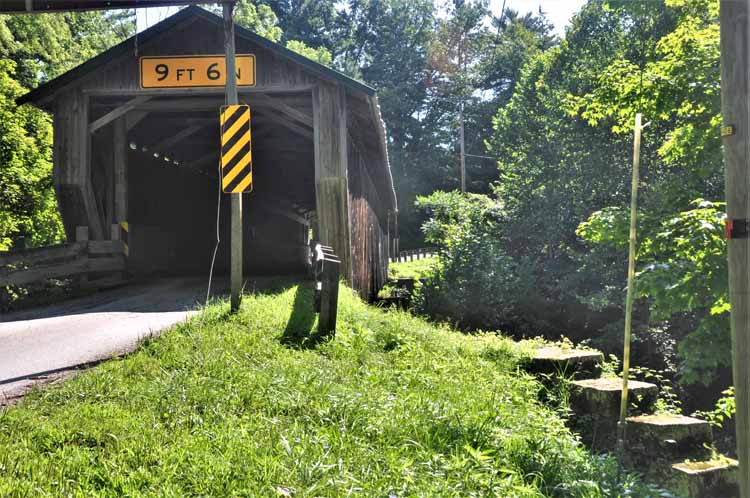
140,55,255,88
220,105,253,194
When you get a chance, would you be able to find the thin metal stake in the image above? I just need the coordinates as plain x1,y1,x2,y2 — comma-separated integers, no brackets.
617,112,643,478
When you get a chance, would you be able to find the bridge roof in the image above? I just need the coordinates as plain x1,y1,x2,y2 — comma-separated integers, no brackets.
18,5,375,106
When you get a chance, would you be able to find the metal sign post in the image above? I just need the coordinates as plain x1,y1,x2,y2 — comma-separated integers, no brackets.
223,1,242,312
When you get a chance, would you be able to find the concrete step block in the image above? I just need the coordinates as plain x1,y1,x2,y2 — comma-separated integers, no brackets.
626,414,712,457
570,377,658,418
667,458,738,498
530,346,604,379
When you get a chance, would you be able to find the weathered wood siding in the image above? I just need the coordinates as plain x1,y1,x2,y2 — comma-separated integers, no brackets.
348,139,388,301
313,84,352,281
54,17,322,98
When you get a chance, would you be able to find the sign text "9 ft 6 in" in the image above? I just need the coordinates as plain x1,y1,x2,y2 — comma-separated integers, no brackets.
140,55,255,89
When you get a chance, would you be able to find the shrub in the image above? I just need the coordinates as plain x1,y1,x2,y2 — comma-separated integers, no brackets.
414,191,528,331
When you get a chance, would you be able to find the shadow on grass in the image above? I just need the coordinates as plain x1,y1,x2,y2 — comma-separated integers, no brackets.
280,283,331,349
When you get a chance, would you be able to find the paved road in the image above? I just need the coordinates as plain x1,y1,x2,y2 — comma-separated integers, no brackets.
0,277,220,401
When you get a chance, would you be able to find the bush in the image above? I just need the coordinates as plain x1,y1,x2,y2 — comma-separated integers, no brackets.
414,191,529,331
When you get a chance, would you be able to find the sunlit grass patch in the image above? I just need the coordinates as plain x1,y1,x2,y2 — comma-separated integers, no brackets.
388,256,437,281
0,283,658,497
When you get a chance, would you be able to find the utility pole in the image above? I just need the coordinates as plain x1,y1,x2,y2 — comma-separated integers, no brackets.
223,1,242,312
720,1,749,496
459,100,466,192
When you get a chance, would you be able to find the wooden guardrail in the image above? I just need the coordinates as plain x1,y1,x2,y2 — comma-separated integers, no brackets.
312,242,340,337
0,225,126,288
390,247,435,263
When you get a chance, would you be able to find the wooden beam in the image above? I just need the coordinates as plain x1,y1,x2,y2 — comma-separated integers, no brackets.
81,96,105,240
89,96,151,133
252,93,313,128
113,116,127,225
256,108,313,140
187,149,219,170
147,124,205,155
84,86,315,97
257,203,309,226
129,98,219,112
126,110,149,131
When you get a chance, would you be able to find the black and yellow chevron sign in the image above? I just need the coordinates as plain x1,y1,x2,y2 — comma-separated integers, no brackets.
220,104,253,193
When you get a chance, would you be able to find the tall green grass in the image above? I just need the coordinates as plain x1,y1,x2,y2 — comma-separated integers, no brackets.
0,283,661,497
388,257,437,281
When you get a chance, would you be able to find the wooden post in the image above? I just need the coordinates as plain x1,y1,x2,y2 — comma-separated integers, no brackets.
318,256,340,337
720,2,750,495
313,85,352,283
224,1,243,312
81,94,105,240
113,116,127,227
617,113,643,473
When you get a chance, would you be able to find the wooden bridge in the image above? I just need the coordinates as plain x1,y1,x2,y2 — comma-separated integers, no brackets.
13,5,396,301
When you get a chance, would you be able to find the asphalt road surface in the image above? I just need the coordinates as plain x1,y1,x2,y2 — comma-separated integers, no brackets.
0,277,220,402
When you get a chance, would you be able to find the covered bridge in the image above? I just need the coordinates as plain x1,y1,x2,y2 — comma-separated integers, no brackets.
18,5,397,300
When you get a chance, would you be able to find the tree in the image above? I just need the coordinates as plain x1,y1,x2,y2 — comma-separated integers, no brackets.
0,10,134,249
0,59,60,250
0,11,134,87
207,1,332,64
257,0,339,52
573,0,725,385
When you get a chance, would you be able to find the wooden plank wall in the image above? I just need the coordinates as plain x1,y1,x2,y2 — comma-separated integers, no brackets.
348,139,388,301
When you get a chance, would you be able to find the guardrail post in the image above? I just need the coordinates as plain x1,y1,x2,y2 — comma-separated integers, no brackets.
312,243,340,338
318,256,340,337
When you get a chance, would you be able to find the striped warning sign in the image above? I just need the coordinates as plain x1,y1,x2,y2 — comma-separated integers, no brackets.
220,104,252,193
119,221,129,257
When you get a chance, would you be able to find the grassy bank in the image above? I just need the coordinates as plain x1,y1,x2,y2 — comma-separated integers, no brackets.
0,282,657,497
388,256,437,281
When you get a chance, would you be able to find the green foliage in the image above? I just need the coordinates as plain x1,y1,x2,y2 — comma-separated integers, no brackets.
285,40,332,65
694,387,735,429
579,199,728,385
0,11,134,87
0,10,133,250
0,60,62,250
234,1,283,41
258,0,339,52
478,0,728,389
388,256,437,281
271,0,555,247
206,0,283,42
0,285,661,496
414,191,530,331
208,2,333,68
